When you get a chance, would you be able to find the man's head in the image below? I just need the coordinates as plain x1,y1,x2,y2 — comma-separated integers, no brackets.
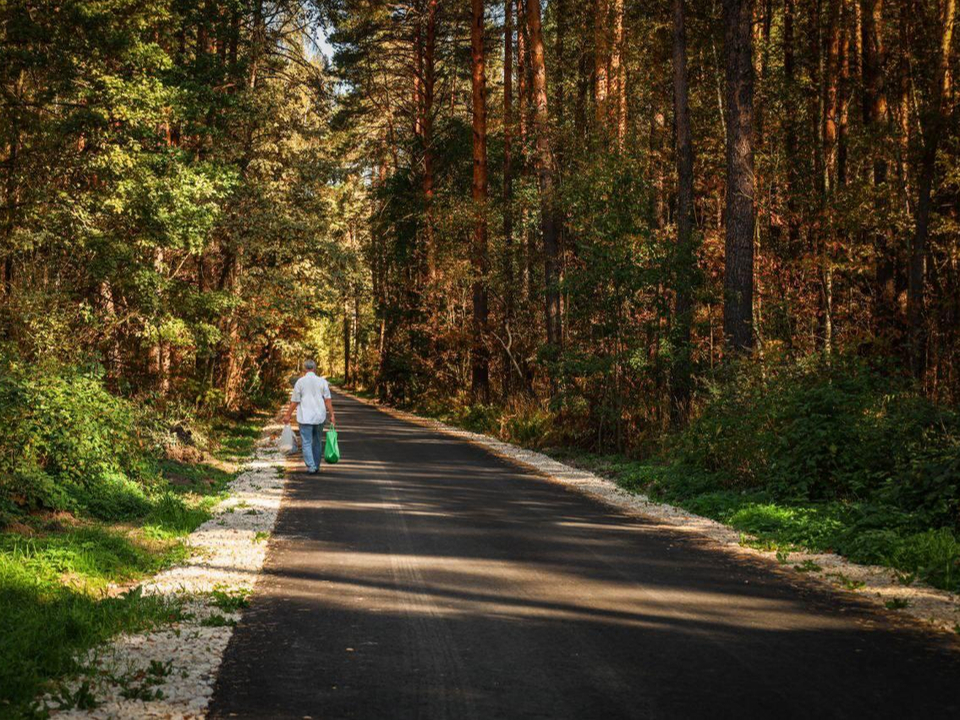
304,359,317,373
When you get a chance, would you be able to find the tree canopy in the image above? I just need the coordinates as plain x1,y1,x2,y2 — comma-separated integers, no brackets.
2,0,959,447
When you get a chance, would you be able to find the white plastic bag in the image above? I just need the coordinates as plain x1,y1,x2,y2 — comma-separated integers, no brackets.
278,424,296,454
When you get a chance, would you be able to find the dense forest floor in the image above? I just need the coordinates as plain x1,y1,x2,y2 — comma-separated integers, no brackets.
0,416,263,717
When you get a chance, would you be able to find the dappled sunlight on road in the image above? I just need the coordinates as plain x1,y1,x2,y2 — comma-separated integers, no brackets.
262,549,851,633
210,391,960,720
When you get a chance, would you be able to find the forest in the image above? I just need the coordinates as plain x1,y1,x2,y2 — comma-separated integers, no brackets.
1,0,959,710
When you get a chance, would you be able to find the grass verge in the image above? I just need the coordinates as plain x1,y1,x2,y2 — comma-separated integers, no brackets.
0,415,261,717
545,448,960,594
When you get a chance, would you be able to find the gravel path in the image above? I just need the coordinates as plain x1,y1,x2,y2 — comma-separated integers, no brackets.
338,389,960,637
44,422,289,719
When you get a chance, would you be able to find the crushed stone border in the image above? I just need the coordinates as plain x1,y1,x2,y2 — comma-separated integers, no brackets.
337,387,960,639
43,419,290,719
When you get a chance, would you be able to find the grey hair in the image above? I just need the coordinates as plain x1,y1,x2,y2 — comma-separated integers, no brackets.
304,359,317,371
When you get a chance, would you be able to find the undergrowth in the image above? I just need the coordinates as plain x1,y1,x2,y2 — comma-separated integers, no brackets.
0,355,262,715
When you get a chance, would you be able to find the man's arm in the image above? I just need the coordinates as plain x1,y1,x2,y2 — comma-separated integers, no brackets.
283,401,298,424
324,397,336,426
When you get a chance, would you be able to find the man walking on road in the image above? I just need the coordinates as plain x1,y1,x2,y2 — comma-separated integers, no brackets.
284,359,336,474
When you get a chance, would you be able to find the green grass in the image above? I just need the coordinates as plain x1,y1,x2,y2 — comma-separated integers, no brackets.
0,538,185,715
159,458,234,491
208,586,250,613
200,613,236,628
0,525,189,591
0,414,264,716
545,447,960,595
210,414,266,463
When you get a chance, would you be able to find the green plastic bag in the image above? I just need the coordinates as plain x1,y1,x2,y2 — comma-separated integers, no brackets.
323,426,340,464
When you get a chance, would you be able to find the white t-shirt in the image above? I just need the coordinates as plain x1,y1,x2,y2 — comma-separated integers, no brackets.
291,372,332,425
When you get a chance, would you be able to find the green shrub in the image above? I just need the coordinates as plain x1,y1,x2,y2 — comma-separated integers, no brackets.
673,357,960,525
0,552,182,713
586,355,960,592
500,401,553,449
455,404,501,435
0,354,158,520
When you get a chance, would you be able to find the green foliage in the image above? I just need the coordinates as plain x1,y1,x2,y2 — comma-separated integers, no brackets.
208,586,250,613
500,401,554,449
455,404,502,435
673,357,960,525
0,355,158,521
0,541,184,714
211,417,264,463
0,362,262,713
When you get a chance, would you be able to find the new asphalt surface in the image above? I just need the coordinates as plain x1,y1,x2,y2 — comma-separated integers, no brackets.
209,391,960,719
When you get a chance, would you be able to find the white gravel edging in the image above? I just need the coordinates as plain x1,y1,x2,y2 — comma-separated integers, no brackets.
339,388,960,637
45,421,289,719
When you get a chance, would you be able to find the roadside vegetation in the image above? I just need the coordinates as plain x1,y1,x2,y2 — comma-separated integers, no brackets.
353,357,959,596
0,357,266,716
1,2,329,713
3,0,959,709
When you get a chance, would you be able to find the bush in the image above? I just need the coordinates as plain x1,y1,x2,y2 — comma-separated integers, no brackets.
673,357,960,527
0,353,158,520
500,400,554,449
457,404,501,435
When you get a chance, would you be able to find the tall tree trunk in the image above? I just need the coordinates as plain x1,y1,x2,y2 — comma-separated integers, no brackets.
516,0,533,302
343,296,352,384
837,1,851,186
526,0,563,356
722,0,756,352
517,0,530,145
503,0,516,396
820,0,843,355
671,0,696,424
422,0,438,279
909,0,956,378
471,0,491,402
862,0,896,336
555,0,567,148
611,0,626,148
594,0,610,124
783,0,802,255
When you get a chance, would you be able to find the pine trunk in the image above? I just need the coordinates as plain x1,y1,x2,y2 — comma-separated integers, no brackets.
503,0,516,396
671,0,696,424
722,0,756,352
526,0,563,356
471,0,491,402
909,0,956,379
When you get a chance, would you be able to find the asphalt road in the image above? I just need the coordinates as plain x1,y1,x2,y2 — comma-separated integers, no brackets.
209,391,960,719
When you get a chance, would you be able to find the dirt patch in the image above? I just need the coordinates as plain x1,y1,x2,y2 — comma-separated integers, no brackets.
3,520,36,536
164,443,205,464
